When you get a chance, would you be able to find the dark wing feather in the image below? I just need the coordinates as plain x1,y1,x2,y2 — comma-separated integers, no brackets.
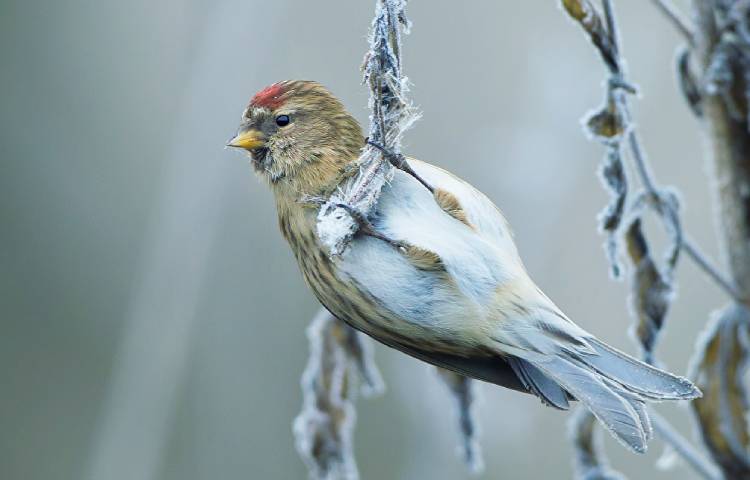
508,357,570,410
381,339,531,394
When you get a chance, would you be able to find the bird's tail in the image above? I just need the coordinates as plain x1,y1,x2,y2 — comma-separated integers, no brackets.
528,338,700,453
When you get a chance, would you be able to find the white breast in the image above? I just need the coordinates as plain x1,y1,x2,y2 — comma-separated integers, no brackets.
334,160,525,341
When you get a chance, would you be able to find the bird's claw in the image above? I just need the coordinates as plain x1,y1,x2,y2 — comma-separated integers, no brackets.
335,202,407,251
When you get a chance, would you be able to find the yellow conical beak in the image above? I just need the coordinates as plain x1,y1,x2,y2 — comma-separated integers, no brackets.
227,129,266,150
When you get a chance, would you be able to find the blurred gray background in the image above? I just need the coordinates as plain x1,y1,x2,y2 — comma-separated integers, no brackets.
1,0,721,479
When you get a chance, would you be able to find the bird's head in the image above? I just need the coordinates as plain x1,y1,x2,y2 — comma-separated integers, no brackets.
228,80,364,195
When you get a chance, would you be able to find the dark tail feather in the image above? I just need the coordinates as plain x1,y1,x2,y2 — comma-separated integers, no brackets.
508,357,570,410
524,338,701,452
532,356,649,453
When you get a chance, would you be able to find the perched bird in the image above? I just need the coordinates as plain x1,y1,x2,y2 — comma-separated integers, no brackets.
228,80,700,453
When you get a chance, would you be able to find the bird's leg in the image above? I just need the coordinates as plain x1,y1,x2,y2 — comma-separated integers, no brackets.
367,140,435,193
335,203,406,251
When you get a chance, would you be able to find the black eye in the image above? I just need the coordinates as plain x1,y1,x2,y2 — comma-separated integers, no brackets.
275,115,290,127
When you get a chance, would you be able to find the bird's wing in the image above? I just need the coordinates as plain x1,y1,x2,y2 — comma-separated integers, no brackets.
340,158,603,358
368,160,526,307
331,157,535,357
407,158,521,258
335,160,699,453
337,159,572,343
491,302,699,452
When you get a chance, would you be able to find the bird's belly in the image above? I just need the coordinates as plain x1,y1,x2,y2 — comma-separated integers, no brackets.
295,235,483,352
279,201,486,351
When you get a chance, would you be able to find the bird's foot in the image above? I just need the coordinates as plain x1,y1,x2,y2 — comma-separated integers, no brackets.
335,203,407,251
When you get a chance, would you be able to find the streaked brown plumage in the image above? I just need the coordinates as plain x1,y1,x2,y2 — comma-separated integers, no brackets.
229,80,700,453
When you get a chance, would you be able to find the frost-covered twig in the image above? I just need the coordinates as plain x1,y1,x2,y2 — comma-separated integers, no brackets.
604,2,750,478
565,0,685,365
648,0,695,45
436,368,484,474
296,6,415,471
622,120,745,301
316,0,419,256
293,310,384,480
650,411,722,480
682,237,742,302
561,2,722,478
307,3,482,476
687,3,750,478
569,408,627,480
689,305,750,479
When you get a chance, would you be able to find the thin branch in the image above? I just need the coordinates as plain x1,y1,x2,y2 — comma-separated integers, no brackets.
595,5,726,475
436,369,484,474
625,128,658,196
569,408,627,479
683,237,744,302
602,0,621,60
624,93,743,304
651,411,723,480
648,0,696,45
598,0,744,310
316,0,418,257
563,2,727,478
624,123,741,298
293,310,385,480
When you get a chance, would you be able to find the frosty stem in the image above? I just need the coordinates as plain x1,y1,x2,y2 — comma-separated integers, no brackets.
651,412,722,480
564,1,726,478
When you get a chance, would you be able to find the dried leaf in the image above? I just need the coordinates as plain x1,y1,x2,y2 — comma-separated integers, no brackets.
294,311,381,480
652,189,682,272
569,408,628,480
561,0,619,73
676,47,703,117
624,218,675,364
585,92,628,142
597,144,628,278
436,368,484,474
335,318,385,398
689,304,750,479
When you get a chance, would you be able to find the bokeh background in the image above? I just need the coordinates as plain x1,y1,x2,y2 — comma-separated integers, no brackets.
1,0,722,479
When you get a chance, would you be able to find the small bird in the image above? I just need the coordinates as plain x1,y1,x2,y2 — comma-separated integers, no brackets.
228,80,700,453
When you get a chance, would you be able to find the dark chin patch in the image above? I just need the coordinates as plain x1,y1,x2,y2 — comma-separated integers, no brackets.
250,148,284,182
250,147,269,165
